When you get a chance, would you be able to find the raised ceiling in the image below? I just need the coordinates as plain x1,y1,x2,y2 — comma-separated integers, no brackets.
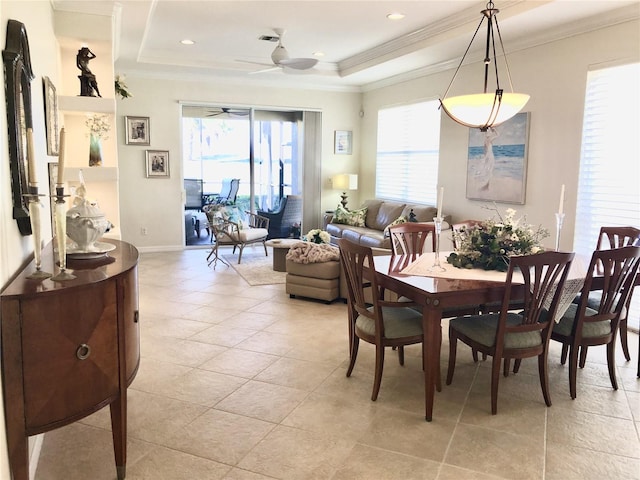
52,0,640,91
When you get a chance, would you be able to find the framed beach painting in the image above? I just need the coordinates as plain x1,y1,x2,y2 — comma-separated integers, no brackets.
466,112,530,204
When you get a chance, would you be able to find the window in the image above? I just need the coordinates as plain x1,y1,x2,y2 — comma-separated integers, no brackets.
574,62,640,328
375,100,441,204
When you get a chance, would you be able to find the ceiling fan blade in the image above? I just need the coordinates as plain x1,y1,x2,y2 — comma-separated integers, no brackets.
235,59,275,68
249,66,281,75
279,58,318,70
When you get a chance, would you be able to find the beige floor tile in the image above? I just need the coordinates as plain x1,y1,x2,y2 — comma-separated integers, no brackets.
200,348,279,378
35,423,152,480
254,356,338,391
547,407,640,458
189,323,259,347
436,464,506,480
235,330,295,356
142,314,213,338
163,409,275,465
127,446,232,479
216,380,308,423
331,443,440,480
545,443,640,480
358,407,457,462
140,332,227,367
180,305,242,324
237,425,355,479
445,423,544,479
223,468,279,479
217,311,282,331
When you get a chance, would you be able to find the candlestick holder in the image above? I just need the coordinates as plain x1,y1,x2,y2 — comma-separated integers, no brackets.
554,212,566,251
23,187,52,279
429,216,446,272
50,186,75,281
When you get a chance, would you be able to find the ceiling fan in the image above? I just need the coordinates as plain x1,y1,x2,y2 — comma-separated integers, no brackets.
240,28,318,74
205,107,250,117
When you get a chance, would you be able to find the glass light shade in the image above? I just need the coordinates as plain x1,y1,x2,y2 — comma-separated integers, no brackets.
332,174,358,190
441,92,530,129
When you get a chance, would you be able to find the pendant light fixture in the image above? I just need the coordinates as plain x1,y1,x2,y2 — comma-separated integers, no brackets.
440,1,529,131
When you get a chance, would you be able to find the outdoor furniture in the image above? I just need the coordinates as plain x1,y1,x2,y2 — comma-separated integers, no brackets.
258,195,302,239
205,211,269,266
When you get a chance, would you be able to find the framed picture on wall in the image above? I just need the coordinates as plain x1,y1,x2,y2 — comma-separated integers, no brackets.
145,150,170,177
334,130,352,155
43,76,59,155
125,116,150,145
466,112,530,204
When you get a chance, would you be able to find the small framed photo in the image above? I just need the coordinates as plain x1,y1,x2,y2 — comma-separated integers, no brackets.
145,150,170,178
125,116,150,145
43,76,59,155
334,130,352,155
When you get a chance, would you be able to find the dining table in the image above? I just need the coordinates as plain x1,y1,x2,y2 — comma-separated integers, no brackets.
372,251,587,422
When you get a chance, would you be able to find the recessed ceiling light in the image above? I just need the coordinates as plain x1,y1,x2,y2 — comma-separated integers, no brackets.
387,13,405,20
313,51,325,57
180,39,195,45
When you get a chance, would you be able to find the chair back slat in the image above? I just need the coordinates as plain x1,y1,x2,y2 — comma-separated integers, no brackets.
388,223,436,259
594,226,640,274
338,239,384,338
574,246,640,332
498,251,575,338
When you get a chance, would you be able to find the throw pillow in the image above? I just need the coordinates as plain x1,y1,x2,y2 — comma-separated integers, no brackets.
383,215,408,237
332,205,367,227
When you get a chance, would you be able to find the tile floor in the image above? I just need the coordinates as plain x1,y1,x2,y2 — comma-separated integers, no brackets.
34,247,640,479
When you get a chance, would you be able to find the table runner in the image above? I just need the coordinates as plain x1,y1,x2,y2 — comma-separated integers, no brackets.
401,252,587,321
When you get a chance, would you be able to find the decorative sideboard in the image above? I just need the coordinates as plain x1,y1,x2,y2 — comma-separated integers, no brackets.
0,240,140,480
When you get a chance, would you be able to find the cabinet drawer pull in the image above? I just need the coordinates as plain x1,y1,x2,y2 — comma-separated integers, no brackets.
134,310,139,323
76,344,91,360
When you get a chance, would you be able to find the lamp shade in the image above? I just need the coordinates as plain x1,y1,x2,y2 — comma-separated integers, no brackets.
332,174,358,191
440,92,530,129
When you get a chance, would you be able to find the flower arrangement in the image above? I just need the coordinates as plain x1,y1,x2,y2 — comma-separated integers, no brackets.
304,228,331,244
447,206,548,271
85,114,111,139
114,74,133,99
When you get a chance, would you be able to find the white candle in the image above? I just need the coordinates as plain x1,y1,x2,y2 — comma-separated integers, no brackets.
57,127,65,184
26,128,36,184
558,184,565,215
437,187,444,219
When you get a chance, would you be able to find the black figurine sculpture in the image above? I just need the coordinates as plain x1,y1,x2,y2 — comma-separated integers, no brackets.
408,208,418,222
76,47,101,97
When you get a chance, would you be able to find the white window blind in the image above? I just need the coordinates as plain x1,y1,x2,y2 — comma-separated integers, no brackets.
574,62,640,329
376,101,441,204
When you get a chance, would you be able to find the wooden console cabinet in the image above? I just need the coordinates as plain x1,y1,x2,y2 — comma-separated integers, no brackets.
0,240,140,480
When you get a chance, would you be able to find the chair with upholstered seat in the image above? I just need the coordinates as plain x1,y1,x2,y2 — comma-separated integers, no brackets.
551,245,640,398
206,211,269,265
338,238,425,401
578,226,640,365
446,251,575,414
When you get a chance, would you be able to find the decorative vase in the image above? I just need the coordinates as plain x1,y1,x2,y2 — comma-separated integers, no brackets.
89,133,102,166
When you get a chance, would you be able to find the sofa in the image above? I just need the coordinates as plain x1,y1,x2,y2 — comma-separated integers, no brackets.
325,199,452,250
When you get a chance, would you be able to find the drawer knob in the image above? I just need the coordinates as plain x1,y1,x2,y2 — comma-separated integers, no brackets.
76,343,91,360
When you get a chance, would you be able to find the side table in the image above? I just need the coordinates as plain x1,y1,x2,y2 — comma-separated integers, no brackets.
265,238,301,271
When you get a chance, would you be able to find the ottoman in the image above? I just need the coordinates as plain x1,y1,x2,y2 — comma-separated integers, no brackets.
286,259,341,303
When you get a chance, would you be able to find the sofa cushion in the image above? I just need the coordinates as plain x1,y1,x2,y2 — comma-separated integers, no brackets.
370,202,406,231
326,222,347,238
359,231,391,249
332,204,367,227
362,199,383,228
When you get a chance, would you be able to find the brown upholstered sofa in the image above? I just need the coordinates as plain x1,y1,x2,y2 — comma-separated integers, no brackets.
325,199,452,250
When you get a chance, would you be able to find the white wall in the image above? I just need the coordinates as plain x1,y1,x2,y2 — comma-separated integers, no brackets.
0,1,61,477
115,77,362,250
361,19,640,251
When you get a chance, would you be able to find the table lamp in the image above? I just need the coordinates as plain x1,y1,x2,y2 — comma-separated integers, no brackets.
332,174,358,208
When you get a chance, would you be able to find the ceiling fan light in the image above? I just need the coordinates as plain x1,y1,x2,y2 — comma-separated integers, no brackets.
441,92,529,129
271,44,289,64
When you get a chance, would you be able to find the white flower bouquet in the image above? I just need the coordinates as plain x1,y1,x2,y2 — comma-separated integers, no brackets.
304,229,331,244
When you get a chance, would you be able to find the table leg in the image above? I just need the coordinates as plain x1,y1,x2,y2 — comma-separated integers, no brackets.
423,306,442,421
110,393,127,480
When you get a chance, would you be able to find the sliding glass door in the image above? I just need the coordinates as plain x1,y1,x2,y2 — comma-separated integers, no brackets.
182,105,304,245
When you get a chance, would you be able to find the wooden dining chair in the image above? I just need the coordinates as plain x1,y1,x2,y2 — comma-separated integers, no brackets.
579,226,640,364
388,222,436,259
446,251,575,414
338,238,425,401
551,245,640,398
